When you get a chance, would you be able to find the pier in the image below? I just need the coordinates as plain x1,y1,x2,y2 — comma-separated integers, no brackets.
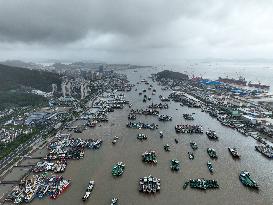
0,180,20,185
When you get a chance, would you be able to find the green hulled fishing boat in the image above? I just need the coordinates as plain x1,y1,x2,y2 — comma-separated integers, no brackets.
164,144,170,152
112,162,125,177
239,171,258,189
189,179,219,190
190,142,198,150
170,159,180,171
207,148,218,159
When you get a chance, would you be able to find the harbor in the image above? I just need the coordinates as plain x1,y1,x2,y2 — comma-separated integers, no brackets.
1,67,273,205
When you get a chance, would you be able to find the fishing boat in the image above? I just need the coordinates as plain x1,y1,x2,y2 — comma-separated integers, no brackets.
158,115,172,121
239,171,258,189
24,178,39,203
170,159,180,171
159,95,170,102
174,138,178,144
112,162,125,177
189,178,219,190
139,175,160,194
207,161,214,173
248,82,270,90
164,144,170,152
128,113,136,120
142,151,157,164
255,145,273,158
190,142,198,150
82,180,95,201
183,181,189,189
111,198,118,205
137,133,147,141
228,147,240,158
207,148,218,159
188,152,194,160
50,177,70,199
206,130,218,140
218,76,247,86
112,136,119,145
159,131,163,138
36,184,49,199
175,124,203,134
183,114,194,120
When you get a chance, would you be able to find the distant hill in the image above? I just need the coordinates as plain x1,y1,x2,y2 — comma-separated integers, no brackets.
156,70,189,80
0,64,62,110
0,60,38,69
0,64,62,92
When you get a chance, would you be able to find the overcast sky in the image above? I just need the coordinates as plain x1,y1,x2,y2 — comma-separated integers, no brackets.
0,0,273,64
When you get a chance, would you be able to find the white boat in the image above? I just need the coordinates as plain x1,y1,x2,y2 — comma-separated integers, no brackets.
82,180,95,201
111,197,118,205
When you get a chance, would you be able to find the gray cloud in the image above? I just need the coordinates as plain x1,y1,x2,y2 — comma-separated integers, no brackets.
0,0,273,63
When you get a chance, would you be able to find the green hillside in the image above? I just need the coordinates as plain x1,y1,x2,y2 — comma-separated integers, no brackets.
0,64,61,92
0,64,62,110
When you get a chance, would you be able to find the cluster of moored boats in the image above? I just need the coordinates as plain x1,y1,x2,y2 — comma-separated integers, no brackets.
148,103,169,109
159,95,170,102
82,180,95,201
6,175,70,204
137,133,147,141
139,176,160,193
128,113,136,120
187,179,219,190
183,114,194,120
33,160,67,173
130,109,159,116
255,145,273,158
170,92,201,108
92,112,109,122
206,130,218,140
158,115,172,121
112,162,125,177
142,151,157,164
126,122,158,130
175,124,203,134
207,148,218,159
45,136,103,160
170,159,180,171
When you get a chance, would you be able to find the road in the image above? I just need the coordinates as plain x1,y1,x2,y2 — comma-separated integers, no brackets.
0,134,41,177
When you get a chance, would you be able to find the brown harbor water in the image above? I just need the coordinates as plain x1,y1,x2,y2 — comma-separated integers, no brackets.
12,68,273,204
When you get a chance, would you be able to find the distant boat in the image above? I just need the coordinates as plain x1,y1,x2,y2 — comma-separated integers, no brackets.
248,81,270,90
218,76,247,86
